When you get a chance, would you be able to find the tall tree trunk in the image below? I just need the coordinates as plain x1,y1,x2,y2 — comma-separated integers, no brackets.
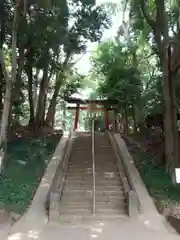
42,93,47,125
140,0,180,175
45,90,58,128
124,104,129,134
27,64,35,126
0,75,3,118
33,69,40,113
45,81,62,127
132,105,137,133
0,23,5,119
63,102,66,131
0,0,19,172
35,65,48,129
13,44,25,126
159,0,179,172
0,49,14,171
162,57,177,173
171,79,179,169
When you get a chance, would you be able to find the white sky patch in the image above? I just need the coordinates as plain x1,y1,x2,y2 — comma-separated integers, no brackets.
75,0,123,74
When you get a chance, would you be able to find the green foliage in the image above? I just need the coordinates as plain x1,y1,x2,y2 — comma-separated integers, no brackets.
91,40,142,109
125,137,180,212
0,133,61,213
0,0,111,128
62,71,83,100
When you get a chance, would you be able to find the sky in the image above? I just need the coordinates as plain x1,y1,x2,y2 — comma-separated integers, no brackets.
75,0,123,75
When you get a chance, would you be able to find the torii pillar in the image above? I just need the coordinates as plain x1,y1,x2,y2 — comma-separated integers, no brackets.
105,108,109,129
74,103,80,130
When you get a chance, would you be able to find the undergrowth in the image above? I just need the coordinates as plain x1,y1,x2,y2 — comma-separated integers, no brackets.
0,133,61,214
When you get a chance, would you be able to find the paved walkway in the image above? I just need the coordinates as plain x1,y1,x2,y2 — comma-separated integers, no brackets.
5,217,180,240
2,132,180,239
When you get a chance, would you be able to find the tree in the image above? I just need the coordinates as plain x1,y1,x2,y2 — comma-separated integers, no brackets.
0,0,22,172
91,40,142,133
0,0,111,171
126,0,180,177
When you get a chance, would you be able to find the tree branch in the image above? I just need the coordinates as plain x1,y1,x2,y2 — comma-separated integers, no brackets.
140,0,156,30
170,33,180,74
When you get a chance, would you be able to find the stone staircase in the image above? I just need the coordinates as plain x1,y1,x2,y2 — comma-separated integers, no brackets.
58,132,127,222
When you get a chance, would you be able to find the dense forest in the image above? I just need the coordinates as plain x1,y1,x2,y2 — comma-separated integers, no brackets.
1,0,180,183
1,0,180,229
0,0,110,171
87,0,180,181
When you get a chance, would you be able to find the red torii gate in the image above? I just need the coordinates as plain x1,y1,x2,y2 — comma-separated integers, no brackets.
67,98,118,130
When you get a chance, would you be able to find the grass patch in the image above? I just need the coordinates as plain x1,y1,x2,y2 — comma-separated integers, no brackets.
0,133,61,214
124,138,180,213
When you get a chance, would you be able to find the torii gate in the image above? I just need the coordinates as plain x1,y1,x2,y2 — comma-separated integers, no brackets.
67,98,118,131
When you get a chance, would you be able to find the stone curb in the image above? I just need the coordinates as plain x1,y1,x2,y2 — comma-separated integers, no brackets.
0,212,11,239
108,132,139,218
113,133,168,233
8,132,72,236
49,132,74,221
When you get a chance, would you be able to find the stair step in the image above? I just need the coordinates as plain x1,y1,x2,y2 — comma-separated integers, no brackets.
60,200,126,209
59,208,91,215
95,150,114,154
64,179,121,185
67,165,118,169
51,133,129,223
59,207,126,215
96,208,126,215
68,157,92,161
61,195,125,203
68,163,116,167
58,213,127,223
67,167,117,171
59,208,126,217
62,190,124,197
60,201,91,208
65,176,121,181
63,185,123,191
69,157,115,161
68,162,117,166
65,174,120,180
66,170,119,175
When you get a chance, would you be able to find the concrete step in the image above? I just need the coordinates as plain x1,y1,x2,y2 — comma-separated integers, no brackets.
95,208,126,215
95,148,114,152
65,173,120,180
69,154,91,158
59,208,91,215
67,168,119,173
66,170,119,175
64,179,122,184
68,162,116,166
58,213,127,223
72,147,91,150
59,207,126,217
68,161,116,165
64,179,121,185
95,150,115,154
70,154,90,158
67,166,117,170
70,150,91,153
67,168,118,172
62,189,124,197
60,201,92,208
53,133,128,223
60,200,126,209
61,195,126,204
68,163,117,168
65,175,121,181
63,184,123,191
